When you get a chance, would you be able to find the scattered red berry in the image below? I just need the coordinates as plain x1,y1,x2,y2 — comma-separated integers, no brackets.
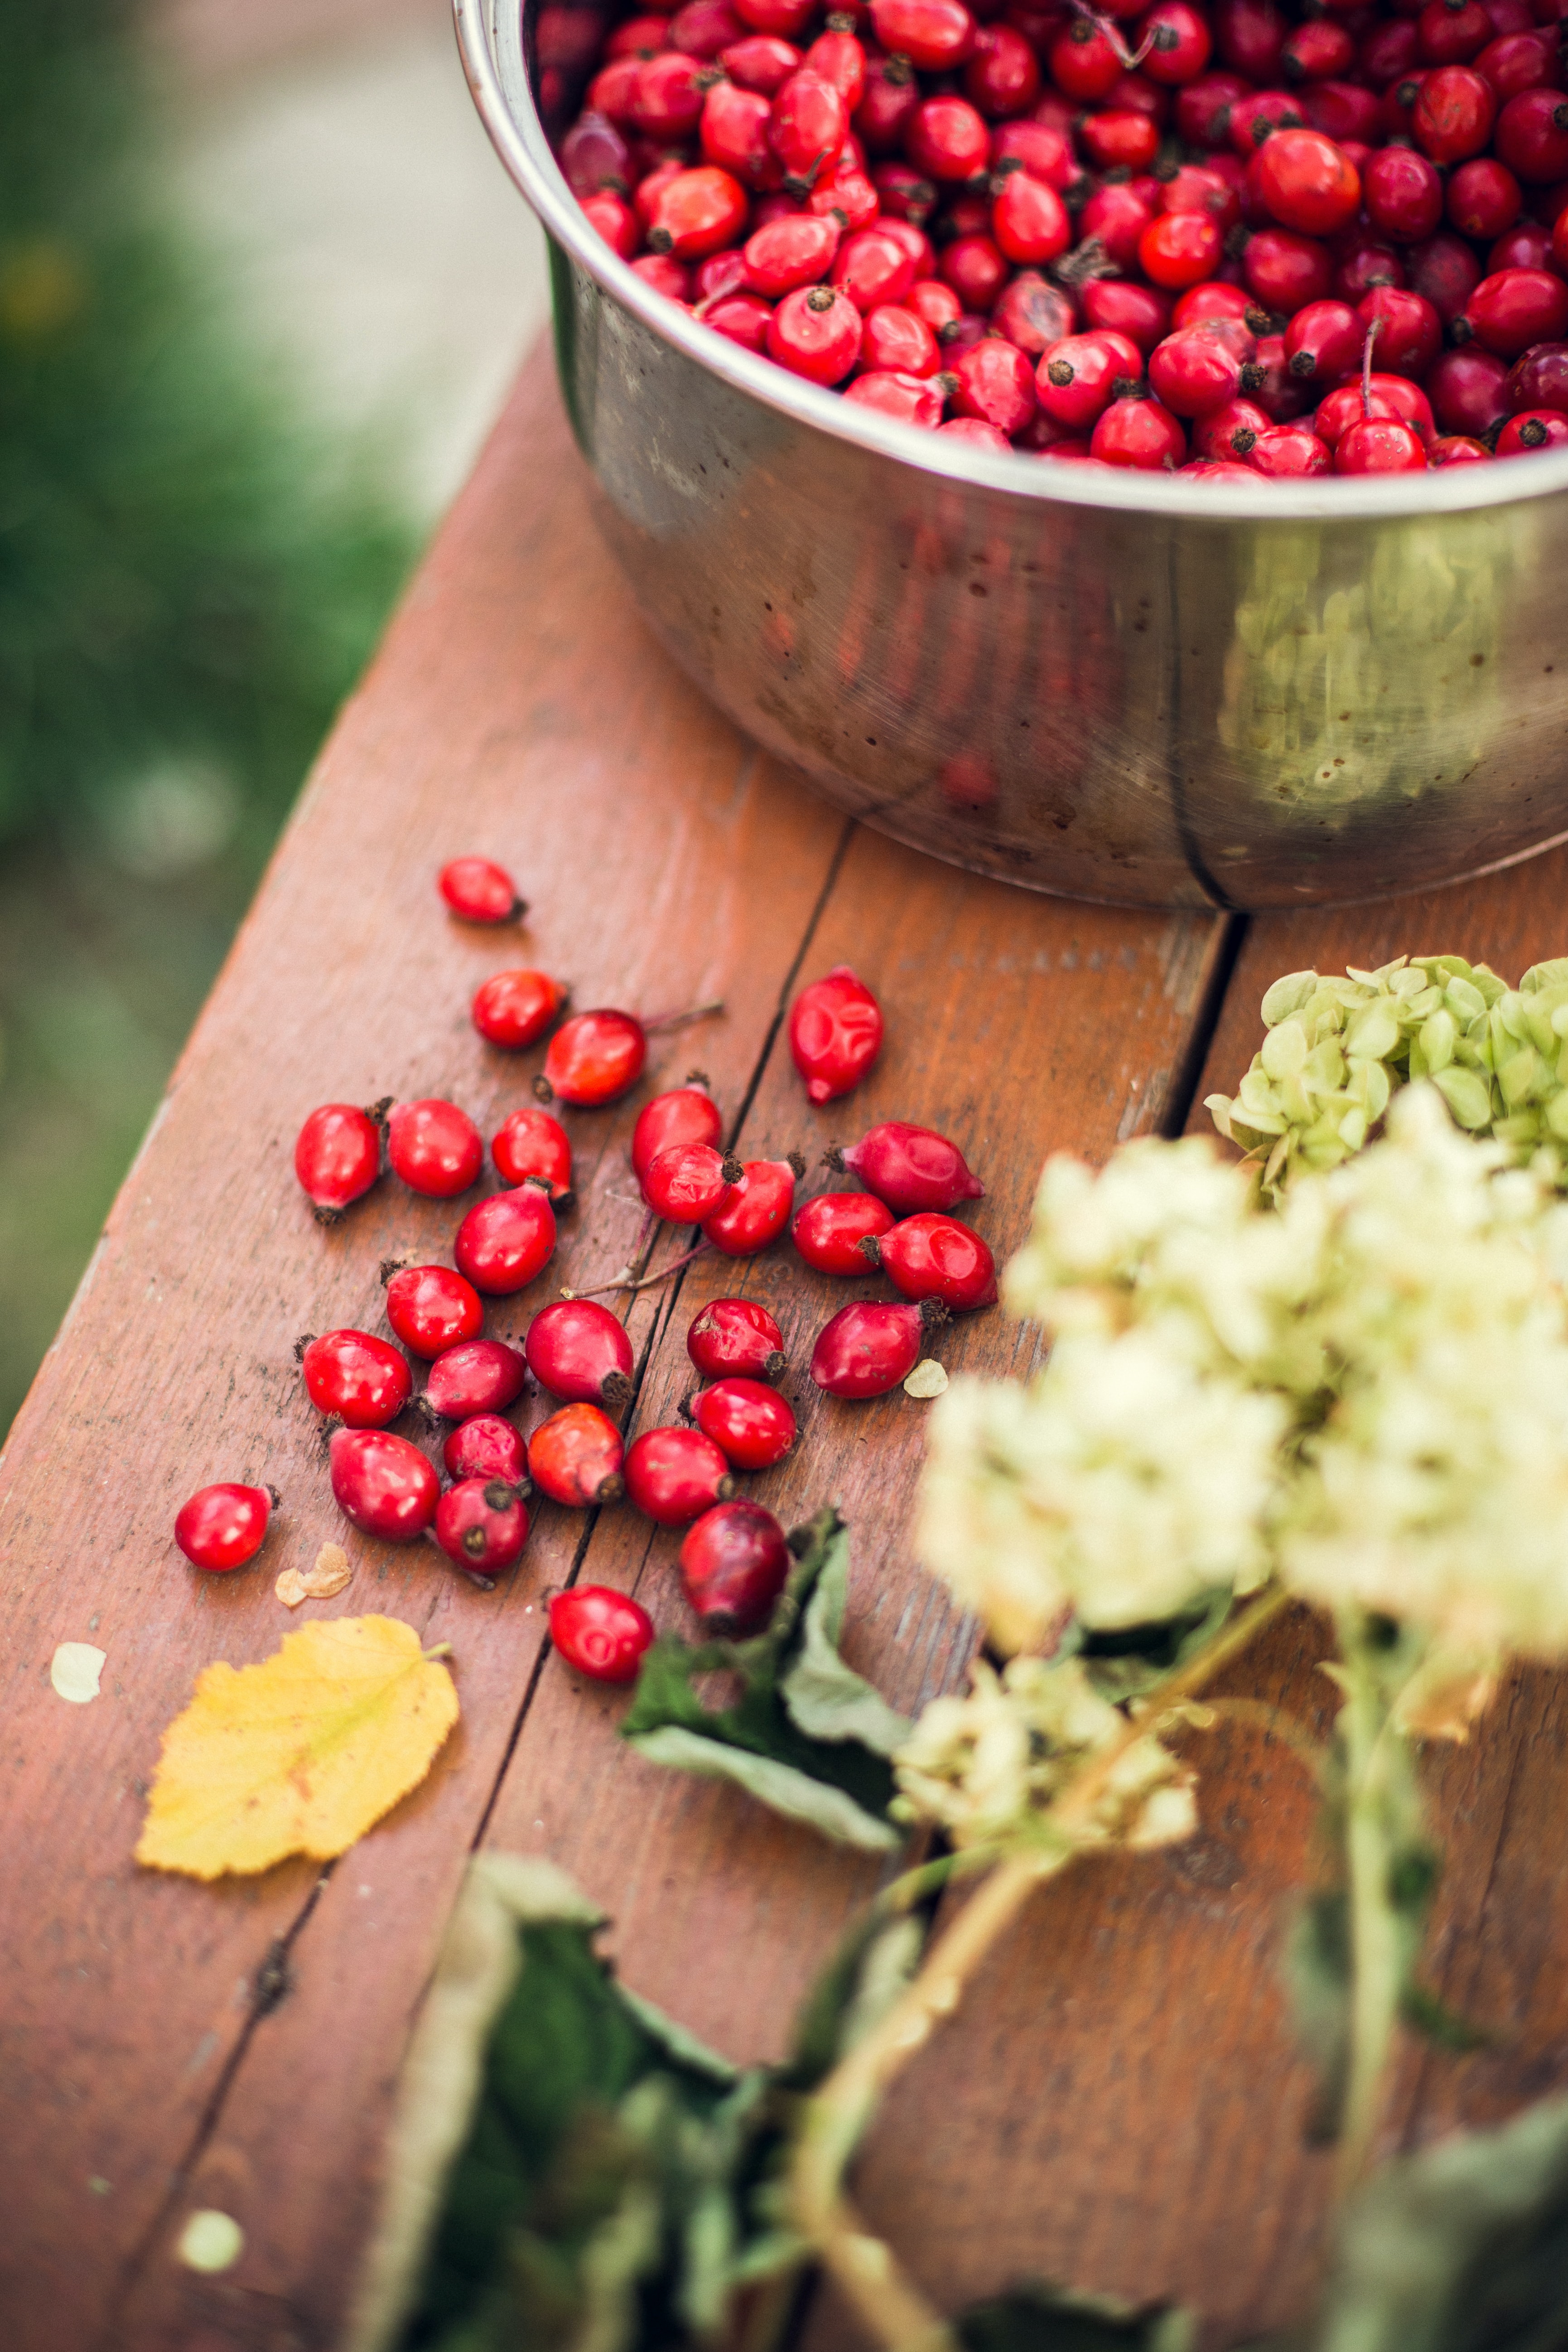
443,1414,528,1484
687,1296,788,1381
631,1076,724,1182
294,1100,387,1223
175,1482,276,1573
423,1338,529,1421
644,1140,744,1222
688,1376,798,1468
382,1262,484,1358
329,1427,440,1540
536,1008,647,1106
387,1099,484,1199
701,1153,804,1253
550,1584,656,1681
472,968,569,1049
788,965,884,1104
439,856,526,923
624,1424,736,1523
434,1478,529,1580
454,1185,558,1294
679,1499,792,1632
791,1188,896,1274
866,1211,998,1309
810,1296,947,1397
830,1119,983,1213
299,1328,413,1428
529,1402,627,1505
525,1298,635,1407
492,1105,574,1200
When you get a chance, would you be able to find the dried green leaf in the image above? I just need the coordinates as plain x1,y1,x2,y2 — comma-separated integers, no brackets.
780,1526,914,1759
958,2283,1195,2352
627,1725,902,1851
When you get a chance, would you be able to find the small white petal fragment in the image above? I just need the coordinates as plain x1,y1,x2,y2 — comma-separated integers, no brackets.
176,2210,244,2274
904,1359,949,1399
276,1545,352,1609
51,1643,106,1704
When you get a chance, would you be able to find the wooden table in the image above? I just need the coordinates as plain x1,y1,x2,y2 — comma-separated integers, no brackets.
5,348,1566,2352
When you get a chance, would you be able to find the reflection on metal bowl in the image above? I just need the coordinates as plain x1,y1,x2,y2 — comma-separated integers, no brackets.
456,0,1568,910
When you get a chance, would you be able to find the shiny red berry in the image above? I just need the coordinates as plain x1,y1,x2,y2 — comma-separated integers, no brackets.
443,1414,528,1484
383,1263,484,1358
299,1328,413,1428
645,1140,744,1221
624,1424,736,1524
965,22,1040,114
530,1403,626,1505
702,1154,803,1253
860,304,943,377
294,1100,387,1222
1456,264,1568,352
434,1478,528,1579
1249,423,1334,472
1148,327,1246,417
679,1498,791,1632
1140,210,1225,289
723,31,803,92
439,856,526,923
1254,127,1362,233
329,1427,439,1541
1036,332,1134,431
423,1338,528,1420
789,966,884,1105
631,1078,723,1182
1496,84,1568,179
830,226,916,313
866,1211,998,1309
1315,373,1436,444
1413,64,1496,160
687,1296,787,1381
1506,339,1568,411
492,1105,573,1200
702,81,782,188
831,1120,983,1213
1428,344,1512,435
1497,405,1568,449
387,1099,484,1198
687,1376,797,1468
1229,89,1307,159
631,48,708,137
1448,155,1523,236
810,1296,946,1397
550,1584,656,1681
1050,14,1129,100
454,1186,557,1294
1363,144,1445,241
768,283,863,381
870,0,976,70
770,67,848,184
472,968,568,1050
175,1482,276,1573
537,1008,647,1106
525,1297,634,1406
1334,415,1430,470
1430,432,1495,462
1141,0,1214,86
1244,226,1334,312
792,1188,896,1273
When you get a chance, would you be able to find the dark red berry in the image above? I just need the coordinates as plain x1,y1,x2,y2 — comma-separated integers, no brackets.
434,1478,529,1578
529,1403,626,1505
792,1188,896,1274
687,1377,798,1467
1358,284,1443,375
1430,432,1495,461
383,1263,485,1359
423,1338,528,1420
1448,154,1523,235
525,1297,635,1407
788,966,884,1104
702,1154,802,1253
1243,226,1334,314
439,855,526,923
631,1078,723,1183
831,1120,983,1213
1140,0,1214,87
471,968,568,1050
1456,264,1568,352
329,1427,439,1540
175,1482,275,1573
1427,344,1512,434
1283,299,1362,386
644,1140,744,1221
1495,84,1568,179
550,1584,656,1681
294,1100,387,1222
1364,144,1445,241
387,1100,484,1198
811,1297,947,1397
443,1414,528,1484
454,1186,558,1294
1412,64,1496,161
687,1295,787,1382
624,1425,736,1524
492,1105,574,1200
743,212,840,297
1497,405,1568,449
679,1499,791,1632
867,1212,998,1309
1316,372,1437,442
535,1008,647,1106
299,1329,413,1428
1506,338,1568,411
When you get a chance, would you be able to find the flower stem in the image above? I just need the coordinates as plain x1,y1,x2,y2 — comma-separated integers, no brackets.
1332,1619,1404,2203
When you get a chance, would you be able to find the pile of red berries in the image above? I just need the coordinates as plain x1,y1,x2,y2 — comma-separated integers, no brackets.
175,859,996,1681
551,0,1568,471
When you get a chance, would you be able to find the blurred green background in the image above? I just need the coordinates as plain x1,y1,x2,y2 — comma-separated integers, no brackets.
0,0,545,1437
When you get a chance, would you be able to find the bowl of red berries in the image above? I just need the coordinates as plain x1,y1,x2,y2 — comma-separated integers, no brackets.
457,0,1568,908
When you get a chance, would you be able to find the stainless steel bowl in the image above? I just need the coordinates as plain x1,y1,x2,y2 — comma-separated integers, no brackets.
456,0,1568,909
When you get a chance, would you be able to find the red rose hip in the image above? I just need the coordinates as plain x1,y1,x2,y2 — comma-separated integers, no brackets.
329,1427,440,1541
423,1338,528,1420
537,1009,647,1106
811,1297,947,1397
792,1188,897,1273
679,1498,792,1632
443,1414,528,1484
492,1105,573,1201
866,1212,999,1309
299,1329,413,1428
525,1297,635,1406
434,1478,529,1579
383,1264,485,1359
472,969,568,1050
624,1425,736,1523
175,1482,276,1573
454,1186,557,1294
830,1120,984,1213
387,1100,484,1198
550,1584,656,1681
702,1154,803,1253
789,966,883,1104
644,1140,743,1221
687,1296,787,1381
529,1403,626,1506
631,1078,723,1182
687,1376,798,1468
294,1101,386,1222
439,856,526,923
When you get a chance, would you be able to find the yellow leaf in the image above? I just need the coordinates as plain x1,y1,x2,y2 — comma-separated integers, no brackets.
136,1615,458,1880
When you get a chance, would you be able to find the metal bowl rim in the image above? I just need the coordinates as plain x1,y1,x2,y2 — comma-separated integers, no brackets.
456,0,1568,525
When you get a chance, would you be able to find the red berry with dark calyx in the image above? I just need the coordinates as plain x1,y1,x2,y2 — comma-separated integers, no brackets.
1049,14,1126,101
1335,414,1431,468
530,1403,626,1505
434,1478,529,1581
645,1140,744,1221
1506,340,1568,412
770,67,849,186
550,1585,656,1681
492,1105,573,1201
688,1376,798,1467
1149,327,1246,416
175,1482,277,1573
1228,89,1306,159
1193,396,1273,458
1249,422,1334,471
454,1186,557,1295
703,1154,803,1253
792,1187,896,1273
423,1338,529,1421
810,1296,947,1397
444,1414,528,1485
1357,285,1443,375
1254,127,1362,234
1091,389,1189,467
1238,335,1314,423
1431,432,1495,460
624,1425,736,1524
1283,299,1362,386
1036,332,1134,430
831,1119,983,1212
472,968,568,1051
1455,265,1568,351
767,283,864,381
299,1329,413,1428
294,1100,387,1222
1495,85,1568,179
743,211,840,295
1428,344,1512,434
384,1263,485,1358
679,1499,792,1632
1140,0,1214,86
632,1078,724,1182
1412,64,1496,160
1497,405,1568,448
1282,18,1356,79
632,48,709,137
387,1099,484,1198
687,1296,787,1381
866,1212,999,1309
537,1008,647,1106
526,1297,635,1409
439,856,526,923
329,1427,440,1541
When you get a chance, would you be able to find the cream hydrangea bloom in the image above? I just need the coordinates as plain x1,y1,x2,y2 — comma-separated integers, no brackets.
891,1656,1196,1854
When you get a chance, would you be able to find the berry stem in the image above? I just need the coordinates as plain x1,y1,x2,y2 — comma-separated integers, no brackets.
1360,313,1383,419
642,999,726,1034
565,1241,715,1298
